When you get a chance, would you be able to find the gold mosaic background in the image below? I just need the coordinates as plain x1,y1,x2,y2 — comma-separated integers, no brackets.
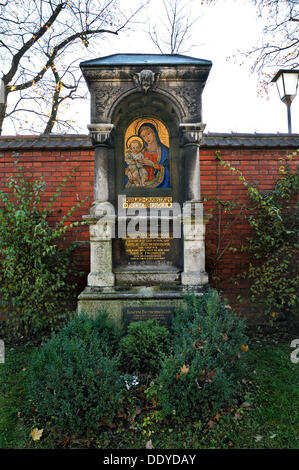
124,117,169,150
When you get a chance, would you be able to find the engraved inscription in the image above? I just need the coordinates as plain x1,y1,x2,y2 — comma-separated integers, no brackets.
123,306,174,328
125,237,171,261
123,196,173,208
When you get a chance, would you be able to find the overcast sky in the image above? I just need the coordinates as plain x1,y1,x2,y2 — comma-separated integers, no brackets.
77,0,299,135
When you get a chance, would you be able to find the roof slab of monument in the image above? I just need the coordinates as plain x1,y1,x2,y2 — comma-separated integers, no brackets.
80,53,213,68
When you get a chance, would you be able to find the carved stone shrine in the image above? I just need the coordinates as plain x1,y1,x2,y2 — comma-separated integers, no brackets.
77,53,212,324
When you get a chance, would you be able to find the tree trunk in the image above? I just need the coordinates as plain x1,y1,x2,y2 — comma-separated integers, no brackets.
0,79,9,135
0,102,7,136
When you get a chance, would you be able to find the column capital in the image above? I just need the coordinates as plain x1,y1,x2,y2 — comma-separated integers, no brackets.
180,122,206,146
88,123,114,146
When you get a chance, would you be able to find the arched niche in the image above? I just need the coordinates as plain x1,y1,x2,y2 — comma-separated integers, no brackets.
110,90,183,280
110,90,183,206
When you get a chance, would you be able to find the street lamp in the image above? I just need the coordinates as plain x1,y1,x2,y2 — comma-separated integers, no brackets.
271,69,299,134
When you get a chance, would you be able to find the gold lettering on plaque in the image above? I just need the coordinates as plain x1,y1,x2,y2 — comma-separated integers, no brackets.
125,237,172,261
123,197,172,209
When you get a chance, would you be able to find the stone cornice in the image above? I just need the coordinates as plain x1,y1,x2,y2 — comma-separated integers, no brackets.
82,66,211,83
87,123,114,146
180,123,206,146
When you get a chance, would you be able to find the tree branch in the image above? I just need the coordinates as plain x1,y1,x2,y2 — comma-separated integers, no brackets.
2,2,66,84
10,27,119,92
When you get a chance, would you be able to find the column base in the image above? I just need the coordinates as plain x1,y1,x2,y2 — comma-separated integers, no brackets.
87,272,115,287
181,271,209,286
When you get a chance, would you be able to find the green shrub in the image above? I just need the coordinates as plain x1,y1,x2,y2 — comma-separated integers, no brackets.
119,319,171,377
0,161,87,341
25,312,125,434
217,152,299,318
155,289,248,420
55,310,123,358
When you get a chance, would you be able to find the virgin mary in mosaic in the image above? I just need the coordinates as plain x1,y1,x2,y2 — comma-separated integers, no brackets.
124,118,170,188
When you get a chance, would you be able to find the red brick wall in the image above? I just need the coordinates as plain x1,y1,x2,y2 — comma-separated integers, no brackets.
200,147,298,319
0,143,298,319
0,147,94,293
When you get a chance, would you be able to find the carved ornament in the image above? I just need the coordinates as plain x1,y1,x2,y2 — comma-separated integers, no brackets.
180,123,206,146
88,123,114,145
132,69,160,94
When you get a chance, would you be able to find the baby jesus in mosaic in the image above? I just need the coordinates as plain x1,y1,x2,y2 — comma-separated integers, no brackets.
125,136,149,187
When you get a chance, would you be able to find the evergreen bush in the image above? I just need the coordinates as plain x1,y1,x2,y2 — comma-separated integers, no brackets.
119,319,171,377
155,289,248,420
25,312,125,434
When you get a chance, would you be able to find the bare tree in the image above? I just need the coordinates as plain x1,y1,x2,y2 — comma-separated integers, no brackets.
0,0,147,135
203,0,298,86
250,0,298,72
148,0,200,54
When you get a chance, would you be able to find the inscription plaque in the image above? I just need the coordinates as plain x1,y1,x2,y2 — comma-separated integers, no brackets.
123,197,173,208
123,306,174,328
124,236,172,261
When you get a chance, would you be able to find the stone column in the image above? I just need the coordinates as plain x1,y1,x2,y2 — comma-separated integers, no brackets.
88,123,114,211
84,123,115,287
83,211,115,287
180,123,210,286
180,123,206,201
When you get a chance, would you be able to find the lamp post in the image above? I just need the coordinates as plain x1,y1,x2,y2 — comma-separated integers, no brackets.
271,69,299,134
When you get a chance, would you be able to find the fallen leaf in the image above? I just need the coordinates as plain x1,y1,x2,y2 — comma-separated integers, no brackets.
240,344,248,352
208,420,215,429
63,437,70,447
107,422,116,429
240,401,251,410
214,412,221,421
207,369,216,378
129,425,138,431
254,435,263,442
30,428,43,441
146,439,154,449
180,364,189,374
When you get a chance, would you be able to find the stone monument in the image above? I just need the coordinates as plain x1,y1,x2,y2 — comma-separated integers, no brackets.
77,53,212,326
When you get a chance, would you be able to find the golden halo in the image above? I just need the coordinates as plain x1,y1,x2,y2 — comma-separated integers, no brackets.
135,118,158,136
126,135,144,150
124,117,169,150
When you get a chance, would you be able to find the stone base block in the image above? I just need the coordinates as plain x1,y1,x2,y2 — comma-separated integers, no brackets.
181,271,209,286
77,285,207,324
87,272,115,287
114,267,180,286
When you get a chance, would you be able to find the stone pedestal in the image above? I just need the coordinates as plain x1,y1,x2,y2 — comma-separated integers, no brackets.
84,206,115,288
181,202,211,286
180,123,210,286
